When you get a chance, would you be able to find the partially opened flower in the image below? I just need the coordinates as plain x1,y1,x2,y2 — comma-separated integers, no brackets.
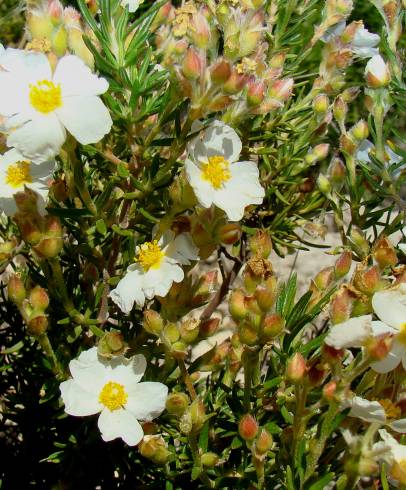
121,0,144,12
0,148,54,215
60,347,168,445
0,50,112,162
349,396,406,433
365,54,391,87
109,231,198,313
321,22,380,58
185,120,265,221
370,284,406,373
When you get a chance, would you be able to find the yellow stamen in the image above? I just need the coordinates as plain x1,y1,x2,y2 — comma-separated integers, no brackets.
391,459,406,484
99,381,128,411
29,80,62,114
398,323,406,345
379,398,401,420
201,155,231,189
135,240,165,271
5,161,33,188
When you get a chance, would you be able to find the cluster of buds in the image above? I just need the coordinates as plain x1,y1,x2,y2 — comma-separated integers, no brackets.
26,0,94,67
8,275,50,336
229,231,284,346
14,188,63,259
158,268,218,320
97,330,127,359
308,249,352,307
138,434,172,465
154,1,293,122
143,309,219,359
166,392,206,435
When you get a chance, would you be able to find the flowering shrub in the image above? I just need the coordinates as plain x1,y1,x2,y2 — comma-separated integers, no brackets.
1,0,406,488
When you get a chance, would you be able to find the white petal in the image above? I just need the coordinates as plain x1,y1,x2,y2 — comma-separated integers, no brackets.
325,315,372,349
371,321,398,337
349,396,386,424
191,120,242,164
165,232,199,264
109,354,147,387
7,114,66,162
371,340,404,373
121,0,141,12
60,379,102,416
390,419,406,433
54,55,109,97
69,347,108,394
56,95,112,145
365,55,389,83
355,139,374,163
320,21,345,42
352,46,379,58
372,286,406,329
184,158,215,208
97,408,144,445
126,382,168,420
109,268,145,313
142,260,183,297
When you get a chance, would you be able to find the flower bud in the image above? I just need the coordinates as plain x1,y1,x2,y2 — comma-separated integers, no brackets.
305,144,329,164
313,94,329,114
171,340,188,359
334,250,352,279
27,315,48,336
322,380,337,401
223,70,247,94
201,452,219,468
350,119,369,141
14,214,42,245
14,187,40,214
182,48,202,80
188,398,206,434
353,264,381,294
34,237,63,258
249,230,272,258
44,215,63,237
247,80,266,106
139,435,171,465
391,460,406,484
328,156,346,189
199,318,220,338
323,344,345,363
50,179,68,202
317,173,331,194
365,55,391,88
218,223,241,245
269,78,294,101
166,392,190,416
189,12,211,49
373,236,398,269
229,289,248,320
0,239,17,261
143,310,164,336
239,414,259,441
27,13,54,40
329,286,354,324
349,227,370,258
286,353,307,383
365,335,393,361
313,266,335,290
254,428,273,455
238,322,259,346
333,96,347,128
98,331,126,358
29,285,49,311
179,319,200,343
7,274,26,305
262,313,284,339
210,59,231,84
254,285,276,312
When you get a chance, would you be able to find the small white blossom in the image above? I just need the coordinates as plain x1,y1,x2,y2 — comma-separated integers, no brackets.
370,284,406,373
109,231,198,313
321,22,379,58
356,139,402,166
0,148,54,215
0,50,112,162
349,396,406,433
121,0,144,12
60,347,168,446
185,121,265,221
365,54,391,87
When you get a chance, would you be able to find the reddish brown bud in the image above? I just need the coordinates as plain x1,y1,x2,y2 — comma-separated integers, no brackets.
223,70,246,94
249,230,272,258
218,223,241,245
182,48,202,80
254,285,276,312
373,236,398,269
329,287,354,324
286,353,307,383
353,264,381,294
239,414,259,441
199,318,220,338
254,428,273,455
210,59,231,84
29,286,49,311
27,315,48,336
323,345,345,363
229,289,248,320
262,313,284,339
328,157,346,189
313,266,335,290
247,80,266,106
334,251,352,279
365,335,393,361
323,381,337,401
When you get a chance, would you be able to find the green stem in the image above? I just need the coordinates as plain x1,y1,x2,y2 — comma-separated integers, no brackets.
178,358,197,401
37,333,65,379
188,433,214,488
292,386,308,463
242,348,259,412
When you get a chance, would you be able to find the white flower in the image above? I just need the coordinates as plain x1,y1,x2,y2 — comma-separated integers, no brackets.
0,148,54,215
0,50,112,162
352,26,380,58
60,347,168,445
365,54,391,87
121,0,144,12
370,284,406,373
325,315,373,349
184,121,265,221
379,429,406,483
356,139,402,166
349,396,406,433
109,231,198,313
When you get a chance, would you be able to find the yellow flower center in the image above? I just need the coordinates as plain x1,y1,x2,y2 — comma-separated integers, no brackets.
136,240,165,271
201,155,231,189
5,161,33,188
391,459,406,484
29,80,62,114
379,398,401,420
99,381,128,411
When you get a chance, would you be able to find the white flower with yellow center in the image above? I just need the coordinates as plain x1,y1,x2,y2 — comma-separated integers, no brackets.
369,284,406,373
109,231,199,313
379,429,406,485
349,396,406,433
0,148,54,215
0,49,112,162
185,121,265,221
60,347,168,446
